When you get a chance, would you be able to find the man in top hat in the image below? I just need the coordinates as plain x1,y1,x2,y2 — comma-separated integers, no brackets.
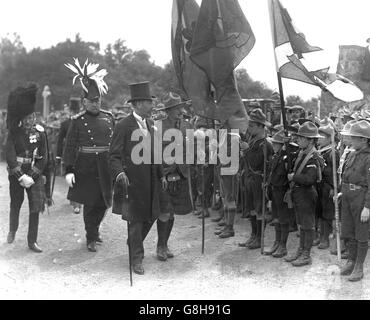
239,109,273,250
339,120,370,281
285,122,324,266
5,83,48,252
63,58,114,252
56,97,82,214
110,81,166,275
155,92,193,261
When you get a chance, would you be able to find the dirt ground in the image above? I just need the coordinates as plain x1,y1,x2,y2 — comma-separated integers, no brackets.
0,162,369,300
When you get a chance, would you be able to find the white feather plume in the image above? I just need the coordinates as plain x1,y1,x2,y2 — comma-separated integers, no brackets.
64,57,109,96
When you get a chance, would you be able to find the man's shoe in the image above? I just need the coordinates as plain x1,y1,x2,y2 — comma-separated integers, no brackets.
348,263,364,282
219,227,235,239
217,220,226,227
238,234,256,247
340,260,355,276
272,246,288,258
96,237,103,245
248,237,261,250
193,210,202,216
284,248,303,262
87,241,97,252
28,242,43,253
7,231,15,244
264,242,280,255
133,263,145,275
291,252,312,267
73,207,81,214
214,226,227,236
157,246,168,261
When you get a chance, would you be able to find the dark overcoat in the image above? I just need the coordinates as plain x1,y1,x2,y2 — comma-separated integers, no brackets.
110,114,163,222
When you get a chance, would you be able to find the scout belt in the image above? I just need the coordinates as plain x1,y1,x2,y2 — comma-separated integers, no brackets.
342,183,366,191
79,146,110,153
16,157,32,164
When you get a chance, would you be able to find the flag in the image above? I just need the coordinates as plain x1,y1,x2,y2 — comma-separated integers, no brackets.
189,0,255,120
171,0,217,119
268,0,363,103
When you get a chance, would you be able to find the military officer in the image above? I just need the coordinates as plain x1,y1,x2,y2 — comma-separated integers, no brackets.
63,58,113,252
5,84,47,253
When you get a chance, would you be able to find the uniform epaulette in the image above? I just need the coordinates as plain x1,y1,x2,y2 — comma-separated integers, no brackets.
71,110,86,120
100,109,113,117
35,124,45,132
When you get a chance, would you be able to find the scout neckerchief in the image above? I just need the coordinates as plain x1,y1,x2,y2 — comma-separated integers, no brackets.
293,146,317,181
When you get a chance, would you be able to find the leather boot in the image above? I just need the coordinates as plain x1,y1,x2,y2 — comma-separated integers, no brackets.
215,225,227,235
264,224,281,255
248,219,262,250
348,241,368,282
340,239,357,276
285,229,305,262
165,218,174,258
292,229,313,267
239,215,257,247
273,223,289,258
219,225,235,238
156,220,168,261
318,219,330,249
7,231,16,244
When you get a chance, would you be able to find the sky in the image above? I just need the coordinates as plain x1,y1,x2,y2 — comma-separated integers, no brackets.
0,0,369,100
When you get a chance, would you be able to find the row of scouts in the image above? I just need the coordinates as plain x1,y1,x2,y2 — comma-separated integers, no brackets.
4,58,370,282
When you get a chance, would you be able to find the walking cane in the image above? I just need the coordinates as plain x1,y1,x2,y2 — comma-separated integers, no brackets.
187,166,195,214
331,131,341,261
127,220,133,286
261,137,268,255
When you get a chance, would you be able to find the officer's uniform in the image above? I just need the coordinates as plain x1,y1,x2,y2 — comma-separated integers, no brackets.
63,109,114,245
6,124,47,246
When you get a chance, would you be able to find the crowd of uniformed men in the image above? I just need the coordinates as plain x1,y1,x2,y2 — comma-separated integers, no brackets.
3,59,370,282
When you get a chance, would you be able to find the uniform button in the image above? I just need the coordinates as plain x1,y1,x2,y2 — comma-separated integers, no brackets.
90,137,94,140
85,123,88,126
93,145,96,147
88,130,91,133
81,117,84,120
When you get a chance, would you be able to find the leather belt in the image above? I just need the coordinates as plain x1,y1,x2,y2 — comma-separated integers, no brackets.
16,157,32,164
79,146,110,154
342,183,366,191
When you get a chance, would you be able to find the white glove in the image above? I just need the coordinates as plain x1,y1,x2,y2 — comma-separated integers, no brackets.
18,174,35,189
65,173,75,188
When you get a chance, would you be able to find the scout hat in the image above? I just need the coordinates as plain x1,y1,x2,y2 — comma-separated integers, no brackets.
127,81,156,103
270,130,285,144
6,83,38,129
340,119,357,135
157,92,189,111
341,120,370,139
65,58,108,100
249,109,271,127
319,124,335,137
293,121,324,139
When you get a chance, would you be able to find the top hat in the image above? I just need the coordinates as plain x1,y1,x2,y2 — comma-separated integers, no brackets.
6,83,38,129
249,109,271,127
127,81,156,103
157,92,189,111
341,120,370,139
293,121,324,139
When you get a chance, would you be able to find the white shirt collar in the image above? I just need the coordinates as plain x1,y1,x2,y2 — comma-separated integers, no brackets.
133,111,146,123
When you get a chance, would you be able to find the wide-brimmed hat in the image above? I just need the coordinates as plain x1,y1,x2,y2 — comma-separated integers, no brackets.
340,120,357,135
290,105,305,112
249,109,271,127
127,81,156,103
157,92,189,111
270,130,285,144
293,121,324,139
319,124,335,137
341,120,370,139
298,117,320,128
